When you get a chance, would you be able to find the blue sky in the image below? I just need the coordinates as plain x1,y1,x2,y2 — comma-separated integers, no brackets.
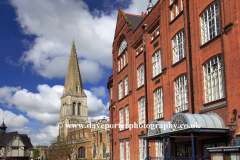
0,0,158,145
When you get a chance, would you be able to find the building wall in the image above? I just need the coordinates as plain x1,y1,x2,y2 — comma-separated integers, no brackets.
108,0,240,159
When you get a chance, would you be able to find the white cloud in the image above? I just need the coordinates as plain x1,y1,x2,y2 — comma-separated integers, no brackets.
9,0,116,82
0,108,29,129
90,86,107,97
0,85,108,126
84,90,109,117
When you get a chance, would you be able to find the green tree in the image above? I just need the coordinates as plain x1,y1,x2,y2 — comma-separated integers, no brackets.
33,145,40,160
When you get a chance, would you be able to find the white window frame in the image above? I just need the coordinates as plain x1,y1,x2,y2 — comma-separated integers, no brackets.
125,105,129,129
119,81,123,99
125,76,128,96
118,60,120,72
126,140,130,160
119,108,124,131
176,2,179,15
181,0,183,11
156,140,163,158
170,0,173,5
139,138,146,160
152,50,162,77
138,97,145,124
154,87,163,119
171,8,174,21
203,55,224,103
124,54,126,66
172,30,185,63
200,1,220,44
137,64,144,88
121,57,123,69
151,26,160,41
174,74,188,113
136,44,143,55
120,141,125,160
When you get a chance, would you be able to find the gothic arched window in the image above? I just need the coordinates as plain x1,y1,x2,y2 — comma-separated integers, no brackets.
78,103,81,115
99,133,102,142
73,102,76,115
78,147,85,158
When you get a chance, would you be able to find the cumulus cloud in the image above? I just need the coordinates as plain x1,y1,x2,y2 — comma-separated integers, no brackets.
0,108,29,129
0,85,108,126
90,86,107,97
84,90,108,117
9,0,116,82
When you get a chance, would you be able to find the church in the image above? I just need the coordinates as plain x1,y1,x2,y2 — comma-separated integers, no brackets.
45,41,110,160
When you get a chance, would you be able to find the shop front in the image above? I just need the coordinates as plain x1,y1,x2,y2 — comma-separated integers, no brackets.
145,113,231,160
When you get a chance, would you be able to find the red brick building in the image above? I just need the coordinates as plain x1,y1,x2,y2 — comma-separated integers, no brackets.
107,0,240,159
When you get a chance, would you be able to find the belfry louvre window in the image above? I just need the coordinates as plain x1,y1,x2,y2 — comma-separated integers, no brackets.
200,1,220,44
152,50,162,77
138,97,145,124
120,141,124,160
137,64,144,87
203,55,224,103
119,81,123,99
139,138,146,160
174,74,188,113
172,30,186,63
78,147,85,158
119,108,124,130
154,87,163,119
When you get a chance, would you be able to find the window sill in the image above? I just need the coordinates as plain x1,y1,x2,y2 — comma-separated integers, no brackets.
202,98,225,106
150,34,160,44
173,109,189,115
171,57,186,68
119,128,129,133
169,11,183,25
117,64,128,75
200,100,227,113
118,94,128,102
151,72,163,81
136,85,144,91
199,34,221,49
155,117,164,121
136,50,143,58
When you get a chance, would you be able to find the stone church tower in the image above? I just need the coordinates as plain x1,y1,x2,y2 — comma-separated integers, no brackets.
59,41,88,138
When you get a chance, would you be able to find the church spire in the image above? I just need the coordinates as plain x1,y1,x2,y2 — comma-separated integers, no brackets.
62,41,86,98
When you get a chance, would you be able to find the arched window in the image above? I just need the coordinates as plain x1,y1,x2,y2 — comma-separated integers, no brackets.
99,133,102,142
118,38,127,56
152,50,162,77
78,147,85,158
73,102,76,115
76,85,78,92
78,103,81,115
107,131,110,140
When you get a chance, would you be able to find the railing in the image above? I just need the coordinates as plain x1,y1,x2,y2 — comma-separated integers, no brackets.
149,156,209,160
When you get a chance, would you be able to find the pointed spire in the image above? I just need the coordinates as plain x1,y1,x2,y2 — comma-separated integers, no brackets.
0,119,7,133
62,40,86,98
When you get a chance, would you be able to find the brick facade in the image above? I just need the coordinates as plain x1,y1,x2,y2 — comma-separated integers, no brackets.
108,0,240,159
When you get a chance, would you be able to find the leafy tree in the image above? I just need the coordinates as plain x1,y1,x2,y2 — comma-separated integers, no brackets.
33,145,40,160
